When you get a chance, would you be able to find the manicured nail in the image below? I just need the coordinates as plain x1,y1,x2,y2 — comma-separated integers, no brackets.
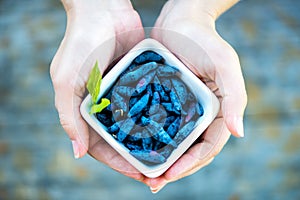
236,117,244,138
71,140,80,159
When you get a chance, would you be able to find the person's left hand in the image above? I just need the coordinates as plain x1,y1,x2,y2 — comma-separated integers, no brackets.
143,0,247,192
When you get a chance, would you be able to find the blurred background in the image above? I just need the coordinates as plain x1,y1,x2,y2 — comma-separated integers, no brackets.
0,0,300,199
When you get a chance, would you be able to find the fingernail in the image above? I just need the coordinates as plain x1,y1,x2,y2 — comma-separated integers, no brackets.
150,187,157,194
150,189,158,194
150,186,163,194
236,117,244,138
149,180,167,194
71,140,80,159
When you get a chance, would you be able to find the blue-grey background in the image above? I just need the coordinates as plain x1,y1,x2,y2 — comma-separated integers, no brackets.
1,0,300,199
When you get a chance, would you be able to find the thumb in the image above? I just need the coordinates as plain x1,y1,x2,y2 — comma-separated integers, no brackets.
214,41,248,138
55,87,90,159
151,27,247,137
50,38,90,158
50,34,116,158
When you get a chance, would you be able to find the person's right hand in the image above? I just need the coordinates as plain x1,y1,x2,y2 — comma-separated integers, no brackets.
50,0,146,181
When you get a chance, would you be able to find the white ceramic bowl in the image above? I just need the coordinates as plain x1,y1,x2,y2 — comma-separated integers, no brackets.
80,39,220,178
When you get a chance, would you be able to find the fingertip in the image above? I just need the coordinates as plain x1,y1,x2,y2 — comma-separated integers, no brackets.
150,185,165,194
225,115,245,138
71,139,88,159
71,140,80,159
149,179,168,194
143,176,168,192
221,90,247,138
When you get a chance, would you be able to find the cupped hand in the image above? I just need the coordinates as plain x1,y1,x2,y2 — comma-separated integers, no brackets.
50,0,146,181
147,0,247,192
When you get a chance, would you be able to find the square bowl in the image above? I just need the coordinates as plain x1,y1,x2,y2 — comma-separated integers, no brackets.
80,38,220,178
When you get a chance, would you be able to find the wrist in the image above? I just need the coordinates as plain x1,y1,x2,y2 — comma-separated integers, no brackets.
61,0,134,14
159,0,216,30
201,0,240,19
169,0,239,20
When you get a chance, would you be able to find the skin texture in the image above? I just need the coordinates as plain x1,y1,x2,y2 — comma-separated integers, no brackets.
146,0,247,192
50,0,146,181
50,0,247,193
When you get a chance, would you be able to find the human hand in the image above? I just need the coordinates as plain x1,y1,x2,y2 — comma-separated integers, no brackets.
147,0,247,192
50,0,146,181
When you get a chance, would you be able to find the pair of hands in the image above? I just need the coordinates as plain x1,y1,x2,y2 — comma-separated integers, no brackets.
50,0,247,193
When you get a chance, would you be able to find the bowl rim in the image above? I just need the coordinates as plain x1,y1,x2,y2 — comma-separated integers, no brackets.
80,38,220,178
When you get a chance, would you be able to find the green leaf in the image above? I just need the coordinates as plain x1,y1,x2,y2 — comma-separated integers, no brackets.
87,61,102,104
86,61,111,114
90,98,111,114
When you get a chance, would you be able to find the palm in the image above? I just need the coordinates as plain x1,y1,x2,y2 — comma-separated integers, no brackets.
147,10,246,188
83,11,145,180
50,8,145,181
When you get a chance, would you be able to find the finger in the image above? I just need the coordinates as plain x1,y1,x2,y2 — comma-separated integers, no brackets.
152,27,247,137
88,129,145,181
170,157,214,182
50,29,116,158
113,11,145,57
151,157,214,188
150,182,168,194
50,42,89,159
143,176,168,193
163,118,231,181
212,39,248,137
